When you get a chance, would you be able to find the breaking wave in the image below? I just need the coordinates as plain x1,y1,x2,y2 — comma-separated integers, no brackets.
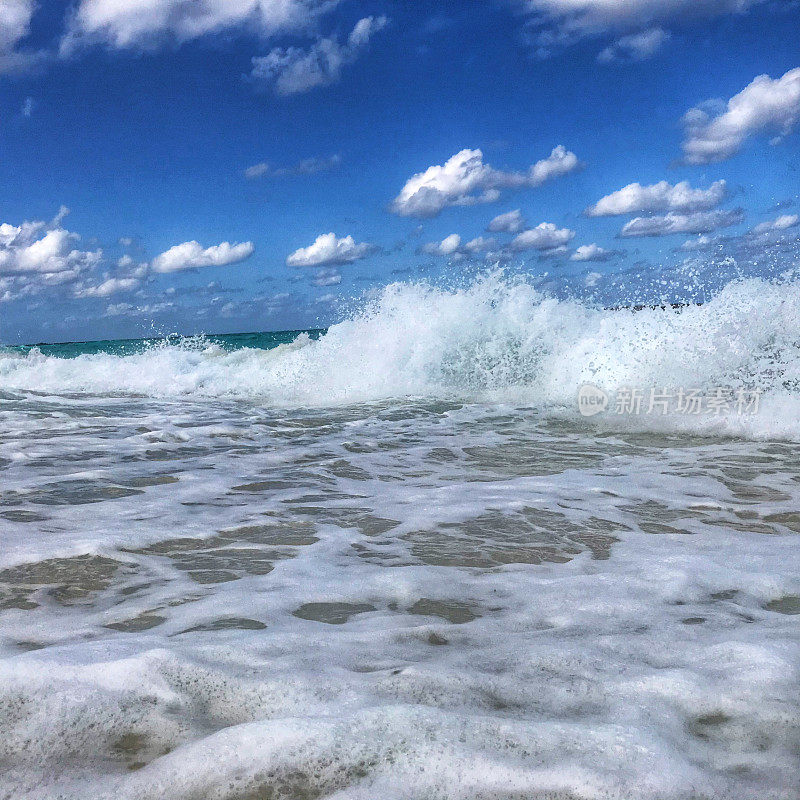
2,273,800,438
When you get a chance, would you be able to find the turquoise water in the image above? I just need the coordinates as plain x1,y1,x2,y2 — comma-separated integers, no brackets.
4,329,326,359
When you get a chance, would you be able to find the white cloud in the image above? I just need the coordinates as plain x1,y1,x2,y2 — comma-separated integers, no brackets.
391,146,580,218
104,300,175,318
520,0,764,31
244,162,271,179
528,145,582,185
586,180,727,216
0,0,32,49
151,240,255,273
251,15,387,95
510,222,575,252
570,243,618,262
681,67,800,164
421,234,499,257
487,209,527,233
0,218,101,277
286,232,376,267
518,0,765,57
619,208,744,237
311,267,342,286
597,27,669,63
74,276,140,298
584,271,602,287
0,0,36,72
421,233,462,256
0,212,105,302
463,236,497,253
679,234,717,251
62,0,340,52
752,213,800,235
244,154,341,179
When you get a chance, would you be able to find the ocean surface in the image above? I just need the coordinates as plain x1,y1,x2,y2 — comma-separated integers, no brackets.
1,274,799,799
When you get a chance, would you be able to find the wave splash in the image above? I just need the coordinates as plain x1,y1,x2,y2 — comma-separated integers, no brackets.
2,273,800,438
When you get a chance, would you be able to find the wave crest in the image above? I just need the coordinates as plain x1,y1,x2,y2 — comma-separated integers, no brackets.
2,273,800,438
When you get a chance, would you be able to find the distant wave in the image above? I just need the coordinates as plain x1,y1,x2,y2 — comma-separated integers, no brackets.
3,272,800,439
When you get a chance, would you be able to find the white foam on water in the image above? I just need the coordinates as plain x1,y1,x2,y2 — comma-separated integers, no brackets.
2,274,800,798
1,506,799,799
2,273,800,439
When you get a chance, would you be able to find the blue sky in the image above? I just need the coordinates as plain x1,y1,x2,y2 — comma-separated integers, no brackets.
0,0,798,343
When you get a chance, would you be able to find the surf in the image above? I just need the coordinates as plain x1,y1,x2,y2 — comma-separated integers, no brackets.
2,272,799,439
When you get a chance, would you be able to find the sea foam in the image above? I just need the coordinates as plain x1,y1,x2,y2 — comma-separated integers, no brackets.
2,273,800,438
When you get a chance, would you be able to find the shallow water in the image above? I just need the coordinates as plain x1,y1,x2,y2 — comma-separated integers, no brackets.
1,392,799,799
2,276,800,798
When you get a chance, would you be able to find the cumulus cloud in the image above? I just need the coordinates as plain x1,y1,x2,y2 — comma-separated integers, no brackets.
151,240,255,273
487,209,527,233
510,222,575,252
681,67,800,164
420,233,499,257
463,236,497,253
597,27,670,63
420,233,462,256
570,243,622,262
391,146,580,218
619,208,744,237
251,15,387,95
517,0,765,57
61,0,340,52
752,213,800,235
528,145,582,185
286,232,376,267
0,217,101,278
244,154,341,179
0,211,106,303
586,180,727,216
74,276,140,298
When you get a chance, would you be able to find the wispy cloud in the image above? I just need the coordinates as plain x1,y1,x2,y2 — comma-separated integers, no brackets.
244,154,341,180
251,16,387,95
752,213,799,235
619,208,745,237
597,28,670,63
516,0,766,59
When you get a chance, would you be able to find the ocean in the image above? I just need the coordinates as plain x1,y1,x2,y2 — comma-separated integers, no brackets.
1,273,799,799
